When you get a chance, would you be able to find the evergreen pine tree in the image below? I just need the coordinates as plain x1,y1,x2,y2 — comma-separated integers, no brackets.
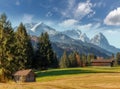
51,52,58,68
34,32,57,69
15,23,34,70
59,51,70,68
0,13,16,81
75,52,82,67
115,52,120,65
81,54,87,67
69,52,77,67
33,41,42,69
87,54,95,66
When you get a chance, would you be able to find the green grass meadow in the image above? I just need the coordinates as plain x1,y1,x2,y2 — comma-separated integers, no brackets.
1,66,120,89
35,66,120,82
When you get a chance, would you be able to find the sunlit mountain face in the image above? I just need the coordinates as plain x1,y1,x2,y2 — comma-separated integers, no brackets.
1,0,120,48
23,22,120,55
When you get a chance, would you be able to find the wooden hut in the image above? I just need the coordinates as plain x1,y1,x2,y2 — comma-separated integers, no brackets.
13,69,35,82
91,59,114,67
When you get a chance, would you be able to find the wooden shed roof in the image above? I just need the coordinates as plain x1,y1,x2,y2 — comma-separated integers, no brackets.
14,69,33,76
91,59,114,63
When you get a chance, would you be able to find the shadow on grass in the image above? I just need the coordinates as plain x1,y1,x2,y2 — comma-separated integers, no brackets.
36,68,117,78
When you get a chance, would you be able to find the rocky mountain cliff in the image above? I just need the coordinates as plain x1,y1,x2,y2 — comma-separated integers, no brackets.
19,22,120,56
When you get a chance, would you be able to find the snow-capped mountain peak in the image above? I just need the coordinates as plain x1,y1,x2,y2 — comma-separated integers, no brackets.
21,22,120,54
25,22,58,36
31,22,42,32
91,32,109,46
75,29,82,36
62,29,82,39
80,33,90,43
25,23,36,30
90,32,120,53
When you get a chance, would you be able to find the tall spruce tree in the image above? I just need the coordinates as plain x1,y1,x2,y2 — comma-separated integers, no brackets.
75,52,82,67
51,52,58,68
59,51,70,68
116,52,120,65
15,23,34,70
68,52,77,67
0,13,16,81
81,54,87,67
86,54,94,66
35,32,57,69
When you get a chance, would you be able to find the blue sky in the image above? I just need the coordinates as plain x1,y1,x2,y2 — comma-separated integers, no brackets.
0,0,120,48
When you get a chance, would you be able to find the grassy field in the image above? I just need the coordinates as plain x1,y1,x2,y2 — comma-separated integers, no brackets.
1,66,120,89
36,66,120,82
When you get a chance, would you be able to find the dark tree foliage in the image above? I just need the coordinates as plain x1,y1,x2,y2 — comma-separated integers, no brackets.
34,32,58,69
86,54,95,66
115,52,120,65
59,51,70,68
59,51,98,68
116,52,120,61
81,54,87,67
15,23,34,70
0,13,16,81
69,52,77,67
75,52,82,67
51,52,59,68
0,13,58,81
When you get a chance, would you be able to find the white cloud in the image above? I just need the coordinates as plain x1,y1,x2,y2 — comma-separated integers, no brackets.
92,23,101,29
94,1,106,8
46,11,53,17
61,0,75,18
88,11,96,18
22,14,34,23
105,30,119,34
59,19,78,28
53,7,59,12
93,18,102,22
68,0,76,10
58,19,101,31
44,20,56,26
16,0,20,6
76,23,92,31
104,7,120,26
60,0,95,20
74,0,94,19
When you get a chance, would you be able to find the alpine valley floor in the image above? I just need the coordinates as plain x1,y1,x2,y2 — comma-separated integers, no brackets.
1,67,120,89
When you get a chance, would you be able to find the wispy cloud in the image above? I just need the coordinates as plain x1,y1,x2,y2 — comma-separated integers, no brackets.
59,19,78,28
77,23,93,31
58,0,96,32
22,14,34,23
60,0,76,18
15,0,20,6
74,0,95,19
46,11,53,17
94,1,106,8
105,30,119,34
88,11,95,18
60,0,95,20
58,18,101,32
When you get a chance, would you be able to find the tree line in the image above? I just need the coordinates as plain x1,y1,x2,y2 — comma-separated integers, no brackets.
1,13,120,82
0,14,58,82
59,51,120,68
59,51,96,68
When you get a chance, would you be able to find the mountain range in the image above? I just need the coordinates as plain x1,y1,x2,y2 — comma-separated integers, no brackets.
18,22,120,57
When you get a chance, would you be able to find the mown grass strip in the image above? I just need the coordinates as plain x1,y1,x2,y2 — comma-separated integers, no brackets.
36,66,120,82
